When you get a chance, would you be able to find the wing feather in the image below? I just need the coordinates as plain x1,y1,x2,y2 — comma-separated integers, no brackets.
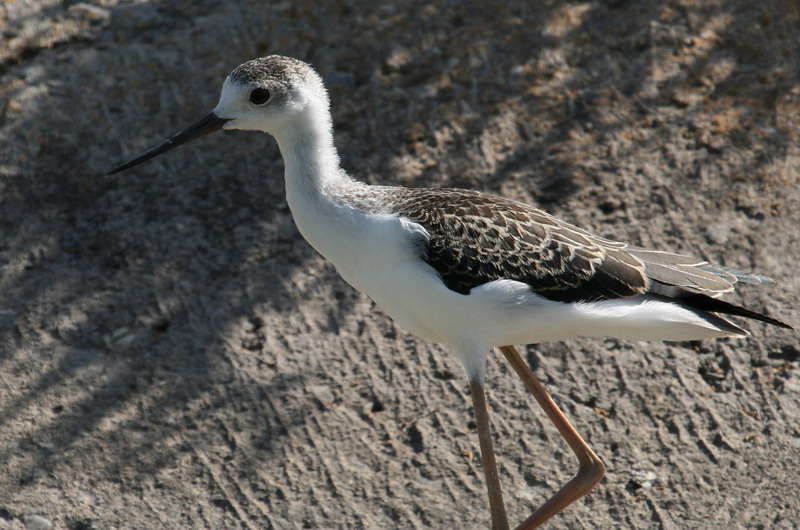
357,186,791,330
390,188,647,301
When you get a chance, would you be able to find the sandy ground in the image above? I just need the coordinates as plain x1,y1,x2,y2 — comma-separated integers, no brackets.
1,1,799,528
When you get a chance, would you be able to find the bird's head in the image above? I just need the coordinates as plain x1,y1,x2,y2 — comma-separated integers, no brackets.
107,55,330,175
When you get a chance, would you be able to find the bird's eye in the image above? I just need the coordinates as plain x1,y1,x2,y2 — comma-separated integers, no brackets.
249,88,270,105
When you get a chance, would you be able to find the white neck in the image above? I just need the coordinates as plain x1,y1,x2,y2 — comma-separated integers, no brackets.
270,100,367,265
271,102,350,200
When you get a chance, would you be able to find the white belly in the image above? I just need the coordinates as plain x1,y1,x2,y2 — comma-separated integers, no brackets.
291,200,743,379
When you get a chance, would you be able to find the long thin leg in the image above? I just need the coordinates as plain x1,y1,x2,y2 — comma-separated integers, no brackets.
469,380,510,530
498,345,605,529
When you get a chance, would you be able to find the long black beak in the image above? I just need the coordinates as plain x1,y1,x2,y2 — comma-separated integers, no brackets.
107,112,231,175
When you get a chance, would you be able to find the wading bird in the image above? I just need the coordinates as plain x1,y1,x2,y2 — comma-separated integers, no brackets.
109,56,792,529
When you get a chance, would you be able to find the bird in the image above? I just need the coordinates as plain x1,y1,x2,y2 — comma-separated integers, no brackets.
108,55,793,529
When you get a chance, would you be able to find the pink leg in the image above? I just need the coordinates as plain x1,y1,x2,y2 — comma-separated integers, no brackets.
470,379,510,530
499,345,605,529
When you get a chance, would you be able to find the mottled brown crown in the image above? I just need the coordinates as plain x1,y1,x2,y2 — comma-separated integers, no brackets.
230,55,319,89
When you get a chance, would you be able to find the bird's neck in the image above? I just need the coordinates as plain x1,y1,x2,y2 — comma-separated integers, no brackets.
272,104,369,263
272,106,351,202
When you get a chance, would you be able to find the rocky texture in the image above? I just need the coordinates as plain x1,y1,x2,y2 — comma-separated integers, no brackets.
1,1,798,528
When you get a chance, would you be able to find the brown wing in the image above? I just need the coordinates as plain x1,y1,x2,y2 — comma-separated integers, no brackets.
387,187,791,330
391,188,648,302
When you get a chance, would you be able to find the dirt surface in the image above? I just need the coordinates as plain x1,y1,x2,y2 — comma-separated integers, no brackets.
1,1,799,529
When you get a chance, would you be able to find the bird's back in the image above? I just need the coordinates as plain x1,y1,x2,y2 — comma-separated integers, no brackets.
340,184,791,334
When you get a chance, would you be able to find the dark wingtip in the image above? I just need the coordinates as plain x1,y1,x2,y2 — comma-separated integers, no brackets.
758,314,794,331
683,293,793,331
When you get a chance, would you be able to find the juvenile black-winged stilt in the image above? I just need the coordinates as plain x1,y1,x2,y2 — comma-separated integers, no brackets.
108,56,792,529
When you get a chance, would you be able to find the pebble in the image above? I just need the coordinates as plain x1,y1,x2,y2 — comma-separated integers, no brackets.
24,515,53,530
630,469,658,489
68,3,111,24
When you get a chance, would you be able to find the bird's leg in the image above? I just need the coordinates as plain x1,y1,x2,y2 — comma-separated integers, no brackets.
469,379,510,530
498,345,605,529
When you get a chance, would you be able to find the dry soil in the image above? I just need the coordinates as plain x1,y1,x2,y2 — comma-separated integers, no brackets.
1,1,798,529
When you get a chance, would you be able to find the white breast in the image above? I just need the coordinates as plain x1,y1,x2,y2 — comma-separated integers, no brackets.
289,193,445,340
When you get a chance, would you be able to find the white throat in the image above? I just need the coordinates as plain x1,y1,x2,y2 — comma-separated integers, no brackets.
269,98,366,267
271,100,349,199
